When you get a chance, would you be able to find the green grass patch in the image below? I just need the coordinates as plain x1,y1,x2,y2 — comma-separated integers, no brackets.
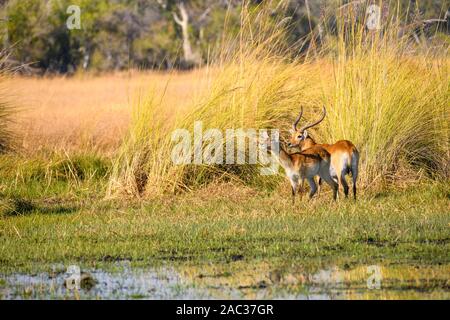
0,153,110,200
0,182,448,273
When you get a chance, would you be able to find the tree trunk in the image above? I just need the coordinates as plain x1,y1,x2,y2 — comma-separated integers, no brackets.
172,2,201,67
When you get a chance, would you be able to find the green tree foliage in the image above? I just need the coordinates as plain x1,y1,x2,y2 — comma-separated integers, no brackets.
0,0,447,74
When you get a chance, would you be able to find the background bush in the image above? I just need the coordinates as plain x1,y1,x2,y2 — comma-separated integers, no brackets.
0,0,447,74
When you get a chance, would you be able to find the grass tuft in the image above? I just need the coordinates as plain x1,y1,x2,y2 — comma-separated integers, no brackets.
0,50,17,153
108,1,449,197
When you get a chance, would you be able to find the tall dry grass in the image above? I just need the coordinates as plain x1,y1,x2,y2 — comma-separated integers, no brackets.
0,51,16,153
311,3,450,186
108,0,449,197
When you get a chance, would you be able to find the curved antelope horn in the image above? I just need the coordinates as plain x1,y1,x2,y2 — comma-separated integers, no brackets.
292,106,303,131
299,106,327,132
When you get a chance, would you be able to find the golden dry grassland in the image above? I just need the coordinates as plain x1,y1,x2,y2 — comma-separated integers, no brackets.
6,70,209,154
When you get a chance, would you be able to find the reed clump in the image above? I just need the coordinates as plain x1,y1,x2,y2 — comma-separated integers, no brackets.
0,50,16,153
108,1,449,197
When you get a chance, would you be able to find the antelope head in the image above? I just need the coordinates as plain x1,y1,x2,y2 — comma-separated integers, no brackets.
288,106,327,150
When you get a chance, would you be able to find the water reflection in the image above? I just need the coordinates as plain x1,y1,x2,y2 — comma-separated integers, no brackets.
0,261,448,299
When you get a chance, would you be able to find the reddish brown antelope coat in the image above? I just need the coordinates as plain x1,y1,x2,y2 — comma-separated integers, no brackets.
288,106,360,199
261,135,338,203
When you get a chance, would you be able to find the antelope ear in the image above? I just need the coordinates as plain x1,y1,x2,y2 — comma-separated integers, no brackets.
289,129,295,134
303,130,308,139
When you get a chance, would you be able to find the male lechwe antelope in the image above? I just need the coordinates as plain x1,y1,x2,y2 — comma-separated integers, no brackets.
288,106,359,199
260,133,338,203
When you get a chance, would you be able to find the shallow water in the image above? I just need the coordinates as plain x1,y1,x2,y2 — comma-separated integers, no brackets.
0,265,210,299
1,262,448,299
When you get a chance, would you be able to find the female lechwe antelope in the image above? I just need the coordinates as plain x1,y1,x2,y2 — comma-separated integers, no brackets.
288,106,359,199
260,133,338,203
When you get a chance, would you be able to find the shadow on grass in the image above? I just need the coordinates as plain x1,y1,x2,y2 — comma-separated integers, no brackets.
2,198,35,216
372,191,391,199
1,197,79,217
38,204,79,215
